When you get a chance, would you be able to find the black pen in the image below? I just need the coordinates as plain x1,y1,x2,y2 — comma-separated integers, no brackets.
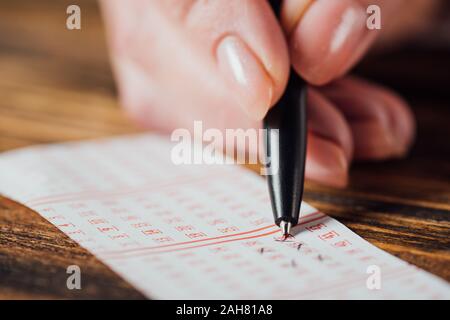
264,0,307,238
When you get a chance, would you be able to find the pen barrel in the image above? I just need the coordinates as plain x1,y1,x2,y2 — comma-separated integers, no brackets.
263,72,307,226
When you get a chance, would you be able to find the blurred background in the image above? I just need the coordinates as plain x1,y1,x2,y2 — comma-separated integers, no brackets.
0,0,138,151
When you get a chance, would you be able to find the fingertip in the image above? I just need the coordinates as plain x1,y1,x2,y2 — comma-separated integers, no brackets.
323,76,416,159
377,87,416,155
350,121,398,160
211,1,290,120
288,0,374,85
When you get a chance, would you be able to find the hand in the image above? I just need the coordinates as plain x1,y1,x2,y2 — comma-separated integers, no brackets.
100,0,433,187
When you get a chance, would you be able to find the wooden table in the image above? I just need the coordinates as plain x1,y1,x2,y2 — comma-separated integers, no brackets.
0,1,449,299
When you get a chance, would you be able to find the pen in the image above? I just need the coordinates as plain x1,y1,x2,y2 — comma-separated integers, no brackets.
264,0,308,238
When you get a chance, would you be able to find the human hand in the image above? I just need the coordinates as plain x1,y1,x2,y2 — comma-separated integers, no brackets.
100,0,431,187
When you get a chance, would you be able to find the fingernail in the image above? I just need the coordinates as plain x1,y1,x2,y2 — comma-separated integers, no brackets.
306,134,349,188
217,35,273,120
351,122,398,160
291,0,368,85
382,95,416,158
392,133,412,158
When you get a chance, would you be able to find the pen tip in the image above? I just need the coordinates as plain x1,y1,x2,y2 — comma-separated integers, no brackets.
279,220,293,241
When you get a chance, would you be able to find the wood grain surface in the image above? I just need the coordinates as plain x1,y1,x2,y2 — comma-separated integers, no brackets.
0,0,449,299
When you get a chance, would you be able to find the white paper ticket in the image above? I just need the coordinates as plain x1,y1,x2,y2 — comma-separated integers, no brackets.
0,134,448,299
